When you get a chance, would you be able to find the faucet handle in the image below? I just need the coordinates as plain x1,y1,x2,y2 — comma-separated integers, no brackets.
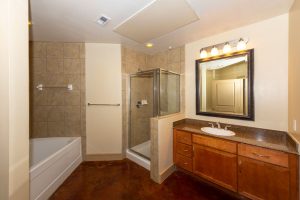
224,125,231,130
208,122,215,128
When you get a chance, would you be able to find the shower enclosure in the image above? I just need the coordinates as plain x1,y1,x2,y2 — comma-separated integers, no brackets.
129,68,180,160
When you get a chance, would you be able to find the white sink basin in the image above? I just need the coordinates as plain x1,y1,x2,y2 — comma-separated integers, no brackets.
201,127,235,136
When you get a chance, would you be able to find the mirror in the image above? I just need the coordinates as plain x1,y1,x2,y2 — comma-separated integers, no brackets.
196,49,254,120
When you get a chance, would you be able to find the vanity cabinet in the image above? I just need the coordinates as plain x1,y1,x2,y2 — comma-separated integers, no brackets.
173,129,299,200
193,145,237,191
238,156,289,200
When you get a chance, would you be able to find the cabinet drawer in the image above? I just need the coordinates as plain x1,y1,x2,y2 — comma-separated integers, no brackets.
175,130,192,145
175,153,193,172
176,142,192,157
193,135,237,154
238,144,289,167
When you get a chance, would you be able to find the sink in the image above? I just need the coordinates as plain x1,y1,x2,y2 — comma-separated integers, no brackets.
201,127,235,136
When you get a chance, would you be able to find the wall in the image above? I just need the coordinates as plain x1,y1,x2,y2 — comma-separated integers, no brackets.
121,47,149,155
0,0,29,199
289,0,300,140
185,14,289,131
121,47,185,155
30,42,86,140
85,43,122,156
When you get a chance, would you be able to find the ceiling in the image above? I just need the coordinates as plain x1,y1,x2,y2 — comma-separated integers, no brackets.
30,0,294,54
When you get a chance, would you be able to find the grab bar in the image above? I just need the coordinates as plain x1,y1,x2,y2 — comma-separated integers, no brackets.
87,103,120,106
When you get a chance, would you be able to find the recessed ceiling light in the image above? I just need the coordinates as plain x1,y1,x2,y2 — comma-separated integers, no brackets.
96,15,111,26
146,43,153,48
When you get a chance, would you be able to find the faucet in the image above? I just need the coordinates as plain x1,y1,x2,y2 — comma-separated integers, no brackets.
208,122,215,128
216,122,221,129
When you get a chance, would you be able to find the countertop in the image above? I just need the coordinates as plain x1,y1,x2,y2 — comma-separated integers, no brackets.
173,119,299,155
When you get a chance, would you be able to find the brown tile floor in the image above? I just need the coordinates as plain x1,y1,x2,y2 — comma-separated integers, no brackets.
50,159,240,200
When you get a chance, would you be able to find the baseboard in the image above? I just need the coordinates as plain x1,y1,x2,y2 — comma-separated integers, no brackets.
159,164,176,184
85,153,124,161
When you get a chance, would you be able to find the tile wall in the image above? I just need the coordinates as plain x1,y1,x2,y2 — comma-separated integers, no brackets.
29,42,86,153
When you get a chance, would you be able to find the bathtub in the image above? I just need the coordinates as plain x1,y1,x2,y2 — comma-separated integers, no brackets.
30,137,82,200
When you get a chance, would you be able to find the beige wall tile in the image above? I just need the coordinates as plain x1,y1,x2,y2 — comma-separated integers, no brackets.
80,59,85,74
64,43,81,58
64,91,80,106
33,90,48,106
33,122,47,137
168,62,181,74
168,48,181,63
47,74,65,86
65,74,81,90
64,121,81,136
46,58,64,74
47,90,65,105
64,106,81,121
31,58,46,74
33,106,49,122
80,43,85,59
46,42,64,58
64,59,81,74
47,106,65,122
30,42,46,58
47,121,65,136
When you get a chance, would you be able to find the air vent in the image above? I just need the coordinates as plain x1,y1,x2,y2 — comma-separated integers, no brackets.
96,15,111,26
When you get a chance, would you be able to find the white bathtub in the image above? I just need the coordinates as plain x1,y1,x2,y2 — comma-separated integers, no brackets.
30,137,82,200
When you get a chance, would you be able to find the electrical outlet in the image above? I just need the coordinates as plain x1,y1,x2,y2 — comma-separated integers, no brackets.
293,120,297,132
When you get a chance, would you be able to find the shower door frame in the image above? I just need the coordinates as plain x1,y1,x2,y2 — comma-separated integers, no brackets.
128,69,158,160
128,68,181,160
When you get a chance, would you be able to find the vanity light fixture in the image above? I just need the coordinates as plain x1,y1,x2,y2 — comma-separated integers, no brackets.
199,38,248,59
200,48,208,58
223,42,232,54
237,38,247,51
211,46,219,56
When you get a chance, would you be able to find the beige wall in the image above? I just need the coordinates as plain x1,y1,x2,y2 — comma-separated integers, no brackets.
289,0,300,140
185,14,289,131
0,0,29,199
86,43,122,155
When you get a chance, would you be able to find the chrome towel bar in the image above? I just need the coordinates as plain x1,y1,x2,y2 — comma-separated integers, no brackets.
36,84,73,91
87,103,120,106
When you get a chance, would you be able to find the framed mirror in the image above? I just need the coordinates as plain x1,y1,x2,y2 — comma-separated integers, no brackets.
196,49,254,120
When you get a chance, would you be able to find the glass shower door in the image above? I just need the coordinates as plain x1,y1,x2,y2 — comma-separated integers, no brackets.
129,72,155,159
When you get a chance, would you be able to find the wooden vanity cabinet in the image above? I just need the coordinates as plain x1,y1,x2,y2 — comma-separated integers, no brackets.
173,129,299,200
193,144,237,191
238,156,290,200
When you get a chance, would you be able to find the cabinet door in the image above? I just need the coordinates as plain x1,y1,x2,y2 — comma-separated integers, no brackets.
193,144,237,191
238,156,290,200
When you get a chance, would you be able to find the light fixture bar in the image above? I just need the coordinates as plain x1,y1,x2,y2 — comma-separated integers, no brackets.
199,38,249,59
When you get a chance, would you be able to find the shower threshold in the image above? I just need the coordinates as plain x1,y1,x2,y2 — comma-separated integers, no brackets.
130,140,150,159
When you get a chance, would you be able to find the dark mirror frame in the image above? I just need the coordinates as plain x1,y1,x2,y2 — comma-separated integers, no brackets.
195,49,255,121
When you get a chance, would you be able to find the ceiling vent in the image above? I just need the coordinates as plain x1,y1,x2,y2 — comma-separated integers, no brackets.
96,15,111,26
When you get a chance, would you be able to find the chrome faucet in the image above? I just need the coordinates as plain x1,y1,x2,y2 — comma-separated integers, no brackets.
216,122,221,129
208,122,215,128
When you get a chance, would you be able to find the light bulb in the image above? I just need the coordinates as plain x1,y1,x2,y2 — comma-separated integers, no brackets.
200,49,208,58
237,38,247,51
223,42,231,54
146,43,153,48
211,46,219,56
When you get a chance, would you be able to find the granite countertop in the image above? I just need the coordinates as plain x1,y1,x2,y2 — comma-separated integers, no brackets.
173,119,299,155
